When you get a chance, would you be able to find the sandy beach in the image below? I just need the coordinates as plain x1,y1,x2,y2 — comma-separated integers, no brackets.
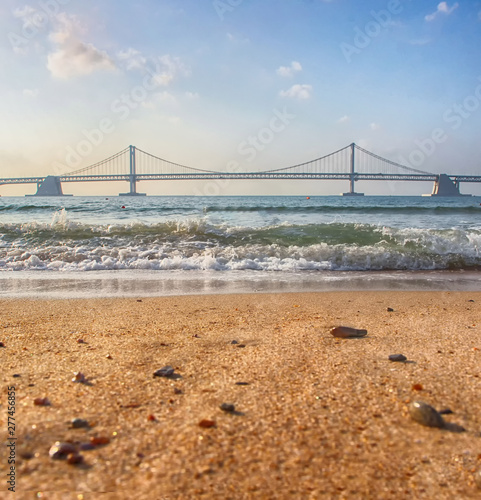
1,291,481,499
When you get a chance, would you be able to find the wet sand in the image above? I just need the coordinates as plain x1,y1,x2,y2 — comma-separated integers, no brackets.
1,291,481,499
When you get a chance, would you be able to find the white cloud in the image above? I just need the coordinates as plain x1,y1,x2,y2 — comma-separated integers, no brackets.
117,49,188,88
226,32,249,44
425,2,459,22
370,122,380,131
117,48,147,71
142,91,177,109
276,61,302,77
46,13,115,79
23,88,39,98
185,91,199,100
279,84,312,100
337,115,350,123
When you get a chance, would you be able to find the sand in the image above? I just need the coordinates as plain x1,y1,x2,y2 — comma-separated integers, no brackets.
1,291,481,499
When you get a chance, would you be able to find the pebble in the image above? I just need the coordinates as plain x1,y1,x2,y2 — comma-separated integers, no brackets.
33,397,51,406
198,419,216,428
106,354,113,359
235,382,249,386
409,401,445,428
12,374,21,378
90,436,110,446
230,340,239,345
153,366,175,378
71,418,89,429
0,342,5,347
330,326,368,338
49,442,77,459
236,344,246,348
72,372,87,383
220,403,235,413
387,307,394,312
67,453,84,465
389,354,407,362
77,339,86,344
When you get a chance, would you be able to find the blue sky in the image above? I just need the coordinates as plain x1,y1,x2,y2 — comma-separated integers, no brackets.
1,0,481,195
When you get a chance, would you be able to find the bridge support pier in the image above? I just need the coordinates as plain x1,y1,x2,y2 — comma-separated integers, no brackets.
342,143,364,196
428,174,469,196
28,176,71,196
119,145,146,196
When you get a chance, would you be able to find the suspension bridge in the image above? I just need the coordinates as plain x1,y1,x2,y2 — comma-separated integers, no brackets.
0,143,479,196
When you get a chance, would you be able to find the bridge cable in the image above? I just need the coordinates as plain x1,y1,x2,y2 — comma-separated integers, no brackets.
354,144,433,175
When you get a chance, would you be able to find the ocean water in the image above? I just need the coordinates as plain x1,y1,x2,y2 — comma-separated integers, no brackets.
1,195,480,297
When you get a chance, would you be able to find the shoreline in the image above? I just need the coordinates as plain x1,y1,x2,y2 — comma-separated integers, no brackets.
0,269,480,299
1,291,481,498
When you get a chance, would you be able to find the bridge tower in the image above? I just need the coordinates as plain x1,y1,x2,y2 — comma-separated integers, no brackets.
119,145,146,196
429,174,466,196
30,176,70,196
342,143,364,196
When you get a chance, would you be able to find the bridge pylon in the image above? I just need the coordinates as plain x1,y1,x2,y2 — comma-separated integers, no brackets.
119,145,146,196
29,176,71,197
342,143,364,196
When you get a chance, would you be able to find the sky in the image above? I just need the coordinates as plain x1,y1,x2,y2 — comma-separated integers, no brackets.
1,0,481,196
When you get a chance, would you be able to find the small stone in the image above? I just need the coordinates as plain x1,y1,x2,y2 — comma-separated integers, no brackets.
71,418,89,429
198,419,216,428
220,403,235,413
49,442,77,459
77,339,86,344
330,326,368,338
387,307,394,312
409,401,445,428
236,344,246,348
12,374,21,378
147,414,156,421
153,366,175,378
67,452,84,465
72,372,87,383
33,397,51,406
468,299,475,303
106,354,113,359
0,342,5,347
235,382,249,386
389,354,407,362
230,340,239,345
173,387,183,395
90,436,110,446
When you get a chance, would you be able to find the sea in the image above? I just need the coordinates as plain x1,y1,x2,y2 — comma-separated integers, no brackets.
1,195,480,298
